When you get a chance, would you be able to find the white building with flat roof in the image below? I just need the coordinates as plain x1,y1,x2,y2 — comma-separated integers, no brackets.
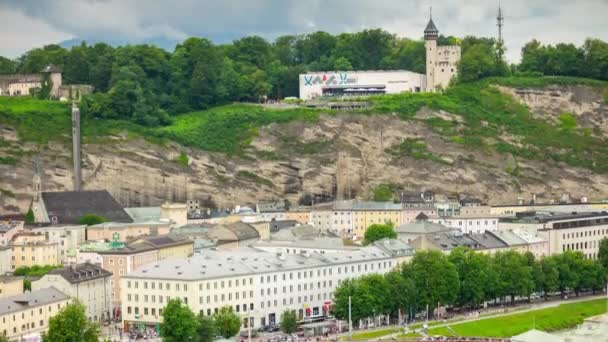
120,244,409,331
499,211,608,258
299,70,426,100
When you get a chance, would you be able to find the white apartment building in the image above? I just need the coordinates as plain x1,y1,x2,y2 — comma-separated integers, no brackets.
120,244,409,331
499,212,608,258
431,217,499,234
32,262,112,322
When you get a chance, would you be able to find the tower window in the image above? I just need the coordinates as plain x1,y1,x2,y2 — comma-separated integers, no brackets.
451,69,454,72
441,69,444,72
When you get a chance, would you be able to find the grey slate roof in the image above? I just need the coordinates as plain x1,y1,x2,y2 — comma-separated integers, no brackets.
124,246,395,281
0,287,68,316
396,220,451,235
98,234,191,255
488,230,528,246
468,233,508,249
41,190,133,224
424,18,439,34
46,262,112,284
252,237,353,251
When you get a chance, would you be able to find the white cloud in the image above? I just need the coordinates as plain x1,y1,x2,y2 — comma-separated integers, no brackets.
0,0,606,62
0,7,72,57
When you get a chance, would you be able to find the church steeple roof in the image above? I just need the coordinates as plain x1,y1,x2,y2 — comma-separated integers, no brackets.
424,8,439,40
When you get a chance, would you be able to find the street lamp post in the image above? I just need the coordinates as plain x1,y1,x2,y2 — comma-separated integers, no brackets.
348,296,352,341
248,309,252,342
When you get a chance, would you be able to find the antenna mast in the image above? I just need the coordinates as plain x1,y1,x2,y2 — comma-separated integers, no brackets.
497,2,505,58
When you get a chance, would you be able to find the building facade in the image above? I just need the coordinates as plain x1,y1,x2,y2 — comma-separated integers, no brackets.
31,225,86,263
32,263,112,322
0,247,10,275
285,209,311,224
120,246,404,331
0,276,23,299
299,70,426,100
430,217,499,234
0,287,69,341
98,235,193,313
87,221,171,242
9,233,59,271
499,212,608,258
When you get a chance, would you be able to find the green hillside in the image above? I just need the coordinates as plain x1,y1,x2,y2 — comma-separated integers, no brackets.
1,76,608,171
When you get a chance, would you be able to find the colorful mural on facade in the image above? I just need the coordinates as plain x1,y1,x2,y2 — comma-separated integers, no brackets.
303,73,357,86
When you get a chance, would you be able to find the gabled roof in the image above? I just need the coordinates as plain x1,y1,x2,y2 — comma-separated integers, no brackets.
98,234,191,255
0,287,68,315
207,222,260,243
396,220,451,235
40,190,133,225
468,232,508,249
46,262,112,284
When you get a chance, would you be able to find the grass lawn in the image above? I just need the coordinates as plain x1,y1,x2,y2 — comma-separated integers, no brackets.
346,327,402,340
427,298,608,338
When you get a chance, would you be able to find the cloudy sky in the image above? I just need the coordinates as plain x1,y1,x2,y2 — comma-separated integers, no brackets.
0,0,606,63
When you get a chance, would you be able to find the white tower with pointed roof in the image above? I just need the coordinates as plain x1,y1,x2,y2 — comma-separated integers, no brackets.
424,8,461,91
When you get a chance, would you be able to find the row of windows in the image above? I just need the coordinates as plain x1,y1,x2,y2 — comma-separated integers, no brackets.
11,255,55,261
126,261,393,298
554,218,608,229
2,320,45,336
562,240,602,251
562,229,607,239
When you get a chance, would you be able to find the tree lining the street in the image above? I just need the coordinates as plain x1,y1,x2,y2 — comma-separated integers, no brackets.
332,248,606,322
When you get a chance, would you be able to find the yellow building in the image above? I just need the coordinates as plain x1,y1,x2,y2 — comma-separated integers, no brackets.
0,276,22,299
285,209,311,224
0,287,69,341
9,233,59,271
353,207,403,238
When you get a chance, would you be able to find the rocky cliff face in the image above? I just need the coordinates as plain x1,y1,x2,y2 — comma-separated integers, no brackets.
2,84,608,214
497,85,608,134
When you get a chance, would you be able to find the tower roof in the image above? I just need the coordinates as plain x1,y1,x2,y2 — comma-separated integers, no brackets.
424,9,439,40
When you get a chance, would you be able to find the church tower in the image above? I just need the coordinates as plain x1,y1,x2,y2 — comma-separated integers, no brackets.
424,8,439,92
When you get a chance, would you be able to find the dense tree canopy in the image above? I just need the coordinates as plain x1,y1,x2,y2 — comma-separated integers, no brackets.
43,302,100,342
1,30,606,127
363,223,397,245
331,248,607,324
160,299,199,342
519,39,608,80
212,306,241,339
598,238,608,273
77,214,108,225
280,310,298,334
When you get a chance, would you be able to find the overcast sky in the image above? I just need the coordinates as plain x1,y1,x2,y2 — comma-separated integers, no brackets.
0,0,606,63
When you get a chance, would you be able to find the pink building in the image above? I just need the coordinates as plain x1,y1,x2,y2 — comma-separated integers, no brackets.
402,207,437,224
